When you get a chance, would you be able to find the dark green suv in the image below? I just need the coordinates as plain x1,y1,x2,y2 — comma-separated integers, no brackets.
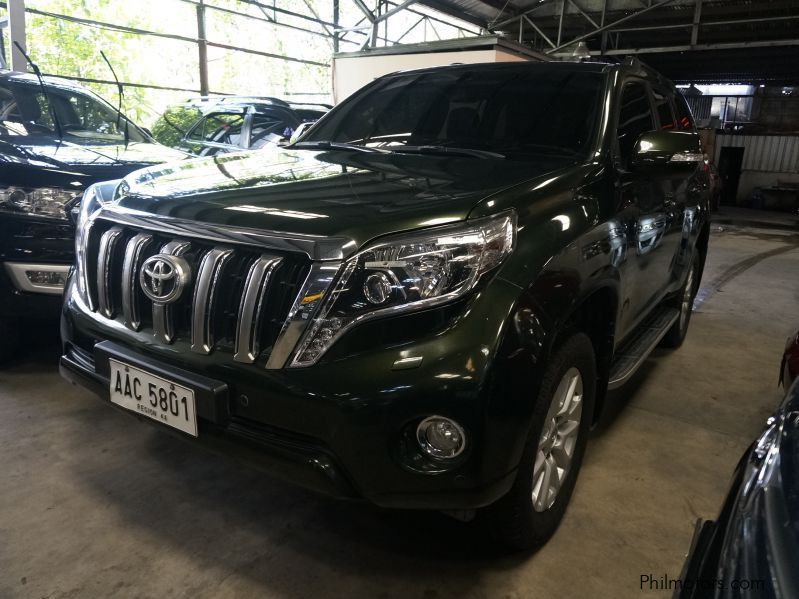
60,60,709,549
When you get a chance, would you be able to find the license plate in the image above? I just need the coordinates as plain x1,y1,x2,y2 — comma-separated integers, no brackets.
109,358,198,437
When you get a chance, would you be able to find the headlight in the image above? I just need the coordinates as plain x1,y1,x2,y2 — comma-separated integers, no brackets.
290,212,516,367
0,186,80,220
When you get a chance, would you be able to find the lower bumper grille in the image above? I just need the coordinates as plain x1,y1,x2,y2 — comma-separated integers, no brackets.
82,218,310,363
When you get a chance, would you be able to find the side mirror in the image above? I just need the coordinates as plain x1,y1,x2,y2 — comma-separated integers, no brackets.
631,130,703,169
289,121,315,144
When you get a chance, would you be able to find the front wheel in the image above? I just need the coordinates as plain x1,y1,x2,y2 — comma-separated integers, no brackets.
661,252,700,349
483,332,596,551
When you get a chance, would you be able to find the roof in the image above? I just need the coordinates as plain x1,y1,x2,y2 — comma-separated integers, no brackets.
0,69,90,90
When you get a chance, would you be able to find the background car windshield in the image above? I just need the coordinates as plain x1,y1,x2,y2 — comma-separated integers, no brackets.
0,81,146,143
306,67,604,158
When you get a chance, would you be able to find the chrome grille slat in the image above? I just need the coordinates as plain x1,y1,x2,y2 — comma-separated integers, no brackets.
234,255,283,363
96,227,124,318
121,233,153,331
87,219,310,362
152,241,191,344
191,247,233,355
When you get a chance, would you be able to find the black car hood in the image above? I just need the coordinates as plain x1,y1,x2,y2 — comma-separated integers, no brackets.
115,146,574,247
715,384,799,598
0,137,188,188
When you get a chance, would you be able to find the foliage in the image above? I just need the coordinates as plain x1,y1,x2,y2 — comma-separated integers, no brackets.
150,104,202,148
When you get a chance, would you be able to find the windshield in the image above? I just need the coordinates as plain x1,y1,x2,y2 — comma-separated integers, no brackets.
305,66,605,159
0,79,147,144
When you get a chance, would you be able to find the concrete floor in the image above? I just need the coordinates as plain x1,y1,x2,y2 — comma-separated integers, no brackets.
2,221,798,599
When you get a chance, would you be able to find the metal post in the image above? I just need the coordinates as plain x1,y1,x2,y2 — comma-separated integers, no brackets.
600,0,608,54
333,0,340,53
691,0,702,46
196,0,209,96
8,0,27,72
557,0,566,47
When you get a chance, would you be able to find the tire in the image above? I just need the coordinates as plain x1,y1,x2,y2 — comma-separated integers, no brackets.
483,332,596,551
0,318,20,365
661,252,700,349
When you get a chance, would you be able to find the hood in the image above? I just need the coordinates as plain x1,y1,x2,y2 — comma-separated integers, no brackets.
0,137,188,189
715,383,799,598
115,146,572,247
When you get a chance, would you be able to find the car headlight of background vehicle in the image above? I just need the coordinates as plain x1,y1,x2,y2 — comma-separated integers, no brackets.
0,186,81,220
290,211,516,367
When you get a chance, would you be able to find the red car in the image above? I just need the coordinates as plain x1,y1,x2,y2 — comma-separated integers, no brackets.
783,328,799,389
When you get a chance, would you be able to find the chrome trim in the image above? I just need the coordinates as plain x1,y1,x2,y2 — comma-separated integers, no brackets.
3,262,70,295
121,233,153,331
265,262,341,369
96,227,124,318
191,247,233,354
95,207,354,261
152,240,191,344
234,254,283,363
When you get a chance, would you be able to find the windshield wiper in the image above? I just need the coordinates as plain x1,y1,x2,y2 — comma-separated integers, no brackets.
292,140,383,153
390,145,505,159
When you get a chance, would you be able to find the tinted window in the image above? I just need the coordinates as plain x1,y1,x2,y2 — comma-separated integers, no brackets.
653,88,676,130
306,67,605,159
189,112,245,146
249,112,294,149
0,80,146,143
151,105,203,147
673,94,695,130
617,82,654,165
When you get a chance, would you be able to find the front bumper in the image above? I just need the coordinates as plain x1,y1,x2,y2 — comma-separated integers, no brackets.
0,213,73,319
60,275,532,510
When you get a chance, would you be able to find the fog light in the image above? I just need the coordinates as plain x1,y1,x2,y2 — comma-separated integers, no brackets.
26,270,67,287
416,416,466,459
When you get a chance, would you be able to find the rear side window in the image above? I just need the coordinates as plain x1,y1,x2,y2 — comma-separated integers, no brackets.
188,112,245,146
673,95,695,130
617,82,654,166
652,88,676,130
249,112,295,149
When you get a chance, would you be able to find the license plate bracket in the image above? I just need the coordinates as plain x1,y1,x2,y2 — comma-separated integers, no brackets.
95,341,229,426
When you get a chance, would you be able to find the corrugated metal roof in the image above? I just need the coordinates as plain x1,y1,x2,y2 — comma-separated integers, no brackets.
418,0,799,83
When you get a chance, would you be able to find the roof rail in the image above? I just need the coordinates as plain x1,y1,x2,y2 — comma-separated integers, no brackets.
182,95,292,108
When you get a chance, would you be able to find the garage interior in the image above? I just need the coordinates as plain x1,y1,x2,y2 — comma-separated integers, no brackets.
1,1,798,597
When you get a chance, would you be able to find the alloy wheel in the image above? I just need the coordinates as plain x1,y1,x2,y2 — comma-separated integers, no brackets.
532,367,584,512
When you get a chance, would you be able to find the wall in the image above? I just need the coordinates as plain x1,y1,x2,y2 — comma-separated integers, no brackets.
714,133,799,203
332,48,533,103
750,94,799,132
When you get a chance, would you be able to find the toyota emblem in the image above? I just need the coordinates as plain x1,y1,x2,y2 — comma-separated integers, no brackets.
140,254,191,304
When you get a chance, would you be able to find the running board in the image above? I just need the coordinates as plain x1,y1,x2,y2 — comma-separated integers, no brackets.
608,307,680,390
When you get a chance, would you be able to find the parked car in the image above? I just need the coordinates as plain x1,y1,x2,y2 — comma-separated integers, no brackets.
674,378,799,598
0,69,187,362
782,327,799,389
60,60,710,549
151,96,330,156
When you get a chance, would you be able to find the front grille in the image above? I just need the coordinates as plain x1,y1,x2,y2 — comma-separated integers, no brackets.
83,218,310,363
